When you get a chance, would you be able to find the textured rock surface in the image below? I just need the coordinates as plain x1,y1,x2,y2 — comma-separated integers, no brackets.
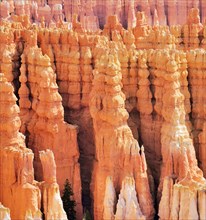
1,0,206,28
0,73,42,220
0,5,206,220
187,49,206,177
0,203,11,220
90,41,154,219
40,150,67,220
0,73,67,220
151,49,206,219
37,28,97,210
18,39,82,218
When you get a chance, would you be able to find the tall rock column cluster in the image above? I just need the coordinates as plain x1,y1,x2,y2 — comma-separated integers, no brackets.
136,50,158,181
122,30,140,140
0,73,67,220
51,30,82,110
18,40,82,217
187,49,206,177
79,35,94,108
151,50,206,219
139,49,166,183
90,41,154,220
38,27,99,211
39,149,67,220
178,51,191,131
0,26,21,95
122,30,138,112
182,8,203,49
0,73,41,220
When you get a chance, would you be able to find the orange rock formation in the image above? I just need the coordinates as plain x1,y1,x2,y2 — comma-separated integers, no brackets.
1,0,206,27
0,203,11,220
0,5,206,220
0,73,41,220
0,73,67,220
19,38,82,217
90,41,155,219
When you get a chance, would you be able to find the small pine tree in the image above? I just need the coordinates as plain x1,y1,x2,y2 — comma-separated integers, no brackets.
61,179,76,220
82,209,92,220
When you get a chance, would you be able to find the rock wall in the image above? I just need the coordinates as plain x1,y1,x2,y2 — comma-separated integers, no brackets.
0,7,206,220
90,40,154,219
0,73,66,220
0,203,11,220
37,28,97,210
39,150,67,220
187,49,206,177
18,32,82,217
0,73,41,220
0,24,21,96
153,49,206,220
1,0,206,28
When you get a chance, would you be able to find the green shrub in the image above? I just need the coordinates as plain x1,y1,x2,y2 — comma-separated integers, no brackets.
62,179,76,220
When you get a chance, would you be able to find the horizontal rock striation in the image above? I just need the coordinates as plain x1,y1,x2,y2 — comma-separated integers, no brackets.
0,73,66,220
1,0,206,28
18,34,82,217
90,41,154,220
0,6,206,220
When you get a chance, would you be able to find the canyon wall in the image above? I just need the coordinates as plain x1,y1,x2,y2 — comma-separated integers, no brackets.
1,0,206,28
0,6,206,220
19,33,82,217
0,74,66,220
0,20,82,219
90,40,154,219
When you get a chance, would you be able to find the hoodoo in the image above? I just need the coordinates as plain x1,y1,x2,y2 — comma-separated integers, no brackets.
0,1,206,220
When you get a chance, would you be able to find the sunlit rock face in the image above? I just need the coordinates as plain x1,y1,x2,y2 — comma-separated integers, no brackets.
146,49,206,220
39,150,67,220
18,30,82,218
0,3,206,220
0,203,11,220
89,40,154,220
0,73,67,220
0,73,42,220
0,0,205,27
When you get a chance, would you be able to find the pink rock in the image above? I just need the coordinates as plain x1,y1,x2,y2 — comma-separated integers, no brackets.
90,41,154,220
38,4,52,26
167,0,177,26
0,0,10,20
40,150,67,220
14,0,25,16
0,73,41,220
127,0,136,29
18,42,83,218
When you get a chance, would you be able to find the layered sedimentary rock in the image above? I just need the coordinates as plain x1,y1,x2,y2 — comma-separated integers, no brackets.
136,50,161,183
90,41,154,219
182,8,203,49
1,0,206,28
39,150,67,220
18,32,82,217
150,50,206,220
0,5,206,220
133,12,176,50
187,49,206,177
0,73,41,220
0,0,10,20
37,28,97,210
0,203,11,220
0,25,21,96
0,73,67,220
